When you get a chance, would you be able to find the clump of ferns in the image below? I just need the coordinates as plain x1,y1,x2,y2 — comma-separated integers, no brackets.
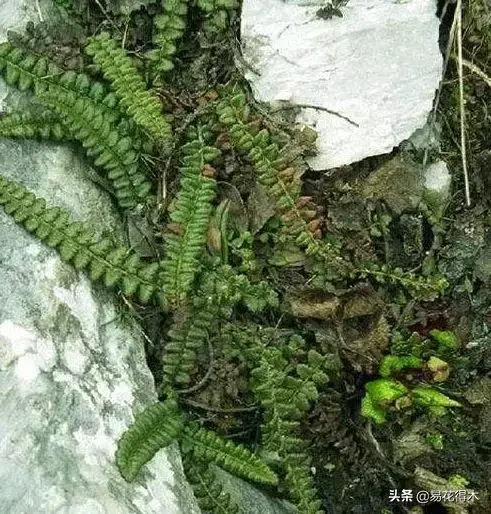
0,13,449,514
215,84,449,302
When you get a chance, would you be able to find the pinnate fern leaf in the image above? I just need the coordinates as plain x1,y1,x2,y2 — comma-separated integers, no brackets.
216,86,334,260
85,33,173,150
160,130,220,306
38,88,151,209
181,422,278,486
116,399,183,481
162,303,215,388
0,109,67,140
0,177,162,303
0,42,121,124
183,458,240,514
146,0,188,83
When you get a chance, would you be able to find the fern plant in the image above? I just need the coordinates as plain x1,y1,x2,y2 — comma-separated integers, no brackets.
0,177,163,304
0,7,457,513
85,32,173,150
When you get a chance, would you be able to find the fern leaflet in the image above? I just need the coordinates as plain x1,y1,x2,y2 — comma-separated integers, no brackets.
116,399,183,481
181,422,279,486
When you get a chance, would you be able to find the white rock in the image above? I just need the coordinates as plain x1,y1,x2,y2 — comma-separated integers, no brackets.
241,0,443,169
424,160,451,196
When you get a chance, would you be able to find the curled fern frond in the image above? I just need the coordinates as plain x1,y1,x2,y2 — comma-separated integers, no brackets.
183,457,240,514
85,33,173,150
162,302,215,389
0,177,163,303
146,0,188,83
0,109,67,140
38,88,151,209
160,128,220,307
116,399,183,481
181,422,279,487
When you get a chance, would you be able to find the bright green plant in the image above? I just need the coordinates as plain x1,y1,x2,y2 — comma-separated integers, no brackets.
361,344,461,424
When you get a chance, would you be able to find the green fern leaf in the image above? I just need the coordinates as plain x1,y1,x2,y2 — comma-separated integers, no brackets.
0,42,122,124
85,33,173,150
0,109,67,140
160,129,220,306
146,0,188,84
116,399,183,482
183,458,240,514
0,177,163,304
182,422,278,486
37,88,151,209
162,303,215,388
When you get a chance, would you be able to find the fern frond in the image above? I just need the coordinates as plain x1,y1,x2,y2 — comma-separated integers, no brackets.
0,177,163,303
196,0,238,37
162,302,215,388
247,334,328,514
146,0,188,84
183,457,240,514
285,463,324,514
160,128,220,306
181,422,278,487
37,88,151,209
116,399,183,481
85,33,173,150
0,42,121,124
0,109,67,140
216,86,335,262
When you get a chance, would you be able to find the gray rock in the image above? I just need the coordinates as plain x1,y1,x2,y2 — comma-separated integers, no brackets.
0,4,199,513
0,138,201,514
241,0,442,170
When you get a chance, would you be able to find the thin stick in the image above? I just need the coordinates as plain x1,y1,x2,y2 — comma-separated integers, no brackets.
423,0,459,168
271,102,359,127
35,0,44,22
456,0,471,207
460,57,491,89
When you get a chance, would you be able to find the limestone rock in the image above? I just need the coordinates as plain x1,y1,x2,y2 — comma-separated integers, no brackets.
0,137,202,514
241,0,443,170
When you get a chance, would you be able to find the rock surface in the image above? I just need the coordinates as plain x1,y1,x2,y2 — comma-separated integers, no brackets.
241,0,443,170
0,3,199,513
0,138,202,514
